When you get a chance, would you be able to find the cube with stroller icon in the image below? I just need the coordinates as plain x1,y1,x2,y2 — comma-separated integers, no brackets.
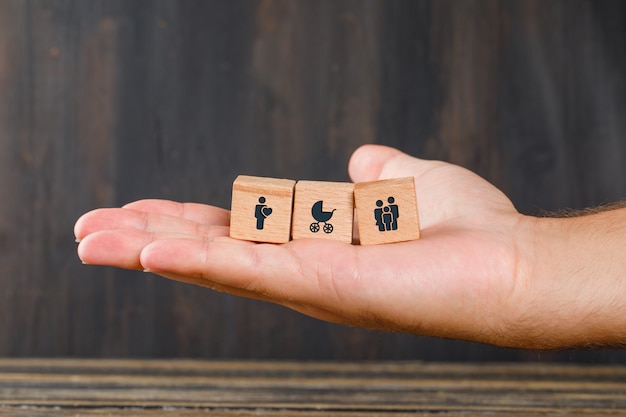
292,180,354,243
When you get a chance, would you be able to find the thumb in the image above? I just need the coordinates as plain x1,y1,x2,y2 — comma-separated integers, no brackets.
348,144,424,182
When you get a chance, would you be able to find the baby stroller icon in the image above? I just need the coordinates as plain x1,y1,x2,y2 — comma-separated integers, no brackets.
310,200,335,234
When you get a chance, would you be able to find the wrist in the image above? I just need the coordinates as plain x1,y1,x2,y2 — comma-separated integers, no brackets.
514,210,626,348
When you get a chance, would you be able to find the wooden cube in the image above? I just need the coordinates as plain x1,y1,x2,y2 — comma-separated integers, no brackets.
354,177,420,245
291,180,355,243
230,175,296,243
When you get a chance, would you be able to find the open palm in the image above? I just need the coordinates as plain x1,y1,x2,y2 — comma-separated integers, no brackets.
75,145,534,347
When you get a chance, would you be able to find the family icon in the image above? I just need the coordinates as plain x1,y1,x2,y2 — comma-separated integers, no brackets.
375,197,399,232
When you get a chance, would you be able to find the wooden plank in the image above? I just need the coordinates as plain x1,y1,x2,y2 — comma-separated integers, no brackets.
0,0,626,362
0,409,623,417
2,358,626,380
4,409,616,417
0,360,625,415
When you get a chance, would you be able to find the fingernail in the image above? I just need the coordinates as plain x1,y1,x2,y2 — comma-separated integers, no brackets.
75,238,81,243
143,268,151,273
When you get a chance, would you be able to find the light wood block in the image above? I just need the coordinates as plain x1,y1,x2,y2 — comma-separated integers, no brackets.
291,180,355,243
230,175,296,243
354,177,420,245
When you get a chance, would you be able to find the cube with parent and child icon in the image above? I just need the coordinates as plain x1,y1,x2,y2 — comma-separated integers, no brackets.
229,175,420,245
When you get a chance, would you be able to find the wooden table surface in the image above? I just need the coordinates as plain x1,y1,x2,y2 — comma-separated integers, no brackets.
0,359,624,416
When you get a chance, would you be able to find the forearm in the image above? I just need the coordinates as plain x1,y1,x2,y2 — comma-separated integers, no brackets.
517,208,626,348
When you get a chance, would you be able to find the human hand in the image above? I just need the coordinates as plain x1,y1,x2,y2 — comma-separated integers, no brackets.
74,145,626,349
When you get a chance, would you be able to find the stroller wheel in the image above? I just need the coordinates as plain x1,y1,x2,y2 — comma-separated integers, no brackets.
310,222,320,233
323,223,333,234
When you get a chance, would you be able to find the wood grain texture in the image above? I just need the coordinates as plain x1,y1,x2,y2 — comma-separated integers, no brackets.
0,359,625,416
355,178,420,245
292,181,354,243
230,175,295,243
0,0,625,361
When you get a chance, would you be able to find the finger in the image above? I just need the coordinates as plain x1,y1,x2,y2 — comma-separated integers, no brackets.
78,229,157,269
139,232,515,341
75,208,229,242
348,145,515,228
139,236,443,328
139,237,359,309
349,144,449,183
77,228,225,269
123,199,230,226
348,144,407,182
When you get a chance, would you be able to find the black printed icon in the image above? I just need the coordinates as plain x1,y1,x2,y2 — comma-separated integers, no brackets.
310,200,335,234
255,196,272,230
374,197,399,232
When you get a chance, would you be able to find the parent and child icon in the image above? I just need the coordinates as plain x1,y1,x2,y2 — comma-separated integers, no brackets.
254,195,399,233
375,197,399,232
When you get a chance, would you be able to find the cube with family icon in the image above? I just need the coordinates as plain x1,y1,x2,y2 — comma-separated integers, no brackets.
230,175,419,245
229,175,296,243
354,177,420,245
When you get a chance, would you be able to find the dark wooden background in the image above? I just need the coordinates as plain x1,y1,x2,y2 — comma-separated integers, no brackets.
1,0,625,362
